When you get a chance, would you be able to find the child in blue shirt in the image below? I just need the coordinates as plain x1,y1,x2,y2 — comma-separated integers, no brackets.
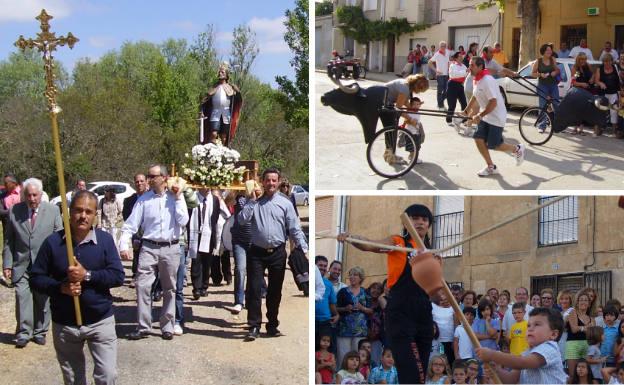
368,348,398,384
602,306,620,366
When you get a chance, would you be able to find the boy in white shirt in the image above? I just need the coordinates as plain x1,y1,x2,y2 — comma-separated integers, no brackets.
399,97,424,164
454,307,476,360
476,307,567,384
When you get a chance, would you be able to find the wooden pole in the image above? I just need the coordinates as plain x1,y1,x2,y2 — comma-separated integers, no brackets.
15,9,82,325
50,111,82,326
317,195,568,258
400,213,502,384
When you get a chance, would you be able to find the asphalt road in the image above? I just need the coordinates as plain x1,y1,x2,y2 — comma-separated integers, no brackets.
315,71,624,190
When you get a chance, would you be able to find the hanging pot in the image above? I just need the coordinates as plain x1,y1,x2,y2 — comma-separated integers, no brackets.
410,252,443,296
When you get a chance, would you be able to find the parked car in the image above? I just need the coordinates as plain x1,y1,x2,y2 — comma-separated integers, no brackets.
50,181,136,207
497,58,603,108
291,184,308,206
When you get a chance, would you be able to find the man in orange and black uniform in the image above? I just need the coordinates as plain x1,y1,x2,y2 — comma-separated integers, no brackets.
337,204,435,384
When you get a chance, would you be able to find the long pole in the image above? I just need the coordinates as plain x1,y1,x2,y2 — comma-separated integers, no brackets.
50,111,82,326
316,195,568,256
15,9,82,325
400,213,502,385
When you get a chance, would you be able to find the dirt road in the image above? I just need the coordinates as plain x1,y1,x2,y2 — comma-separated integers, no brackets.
0,208,309,385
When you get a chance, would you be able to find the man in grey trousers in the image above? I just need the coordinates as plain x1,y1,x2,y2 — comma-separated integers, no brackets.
3,177,62,348
31,190,125,385
120,164,189,340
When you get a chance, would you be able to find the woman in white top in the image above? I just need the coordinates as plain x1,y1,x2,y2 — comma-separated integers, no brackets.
432,291,457,364
446,51,469,134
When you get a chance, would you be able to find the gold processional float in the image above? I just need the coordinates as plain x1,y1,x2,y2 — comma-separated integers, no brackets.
15,10,259,325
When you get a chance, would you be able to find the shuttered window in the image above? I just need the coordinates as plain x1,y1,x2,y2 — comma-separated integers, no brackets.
538,196,578,246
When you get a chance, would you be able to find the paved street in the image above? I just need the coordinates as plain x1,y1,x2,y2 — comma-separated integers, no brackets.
315,70,624,190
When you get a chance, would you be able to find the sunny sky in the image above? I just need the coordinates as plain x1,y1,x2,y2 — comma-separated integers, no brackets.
0,0,300,87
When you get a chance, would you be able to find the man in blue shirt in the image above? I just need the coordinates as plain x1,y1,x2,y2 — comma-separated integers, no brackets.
315,256,339,351
238,167,308,341
31,190,124,385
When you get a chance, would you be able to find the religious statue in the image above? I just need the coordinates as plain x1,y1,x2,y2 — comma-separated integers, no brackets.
198,63,243,147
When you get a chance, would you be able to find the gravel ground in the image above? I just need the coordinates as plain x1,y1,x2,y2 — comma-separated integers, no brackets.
0,247,309,385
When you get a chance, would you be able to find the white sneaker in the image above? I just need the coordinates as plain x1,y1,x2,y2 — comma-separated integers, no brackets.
452,118,463,134
477,165,499,177
173,324,183,336
225,303,243,314
514,144,526,166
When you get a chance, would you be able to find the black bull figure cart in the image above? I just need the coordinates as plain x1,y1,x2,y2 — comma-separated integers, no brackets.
321,75,620,179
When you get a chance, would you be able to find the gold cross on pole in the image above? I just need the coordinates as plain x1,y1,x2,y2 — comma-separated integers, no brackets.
15,9,78,112
14,9,83,326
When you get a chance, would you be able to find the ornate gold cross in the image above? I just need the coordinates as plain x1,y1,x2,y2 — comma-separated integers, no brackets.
14,9,82,325
14,9,78,113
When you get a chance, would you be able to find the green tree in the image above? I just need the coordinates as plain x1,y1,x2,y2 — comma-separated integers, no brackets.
275,0,309,131
190,25,220,87
229,24,259,92
476,0,537,68
316,1,333,17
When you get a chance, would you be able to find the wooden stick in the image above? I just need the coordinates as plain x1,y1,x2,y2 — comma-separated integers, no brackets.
315,235,420,254
316,193,567,258
400,212,502,384
50,111,82,326
433,195,567,256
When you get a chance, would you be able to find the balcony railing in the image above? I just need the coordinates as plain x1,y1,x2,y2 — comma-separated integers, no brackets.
432,211,464,257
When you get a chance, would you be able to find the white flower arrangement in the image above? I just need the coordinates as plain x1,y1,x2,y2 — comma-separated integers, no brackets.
182,142,246,187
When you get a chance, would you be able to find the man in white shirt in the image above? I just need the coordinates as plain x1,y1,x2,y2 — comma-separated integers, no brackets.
120,164,189,341
187,188,230,300
569,39,594,60
199,63,243,147
502,286,534,333
599,41,619,62
428,40,450,110
463,56,527,177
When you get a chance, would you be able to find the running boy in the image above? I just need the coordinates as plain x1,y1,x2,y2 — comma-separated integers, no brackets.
475,307,567,384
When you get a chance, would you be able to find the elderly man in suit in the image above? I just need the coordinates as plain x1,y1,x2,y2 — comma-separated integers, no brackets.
3,177,62,348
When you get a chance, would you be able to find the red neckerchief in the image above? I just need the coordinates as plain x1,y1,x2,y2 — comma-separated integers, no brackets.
481,53,488,59
473,69,491,84
438,49,446,55
581,42,587,48
605,48,612,52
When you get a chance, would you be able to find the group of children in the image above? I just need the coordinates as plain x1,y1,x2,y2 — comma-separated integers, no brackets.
316,335,398,384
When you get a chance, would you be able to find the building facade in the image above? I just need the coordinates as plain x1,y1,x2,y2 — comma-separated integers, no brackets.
316,195,624,303
315,0,502,72
502,0,624,68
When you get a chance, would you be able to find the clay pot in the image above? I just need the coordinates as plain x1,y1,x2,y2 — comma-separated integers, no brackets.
619,196,624,209
410,252,443,296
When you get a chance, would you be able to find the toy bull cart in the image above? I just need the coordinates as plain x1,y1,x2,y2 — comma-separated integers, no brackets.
321,76,465,179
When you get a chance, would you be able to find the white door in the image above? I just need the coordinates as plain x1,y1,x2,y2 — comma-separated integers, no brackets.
453,26,494,52
370,41,382,72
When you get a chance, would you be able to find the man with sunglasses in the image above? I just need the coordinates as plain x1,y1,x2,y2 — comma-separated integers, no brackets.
119,164,189,341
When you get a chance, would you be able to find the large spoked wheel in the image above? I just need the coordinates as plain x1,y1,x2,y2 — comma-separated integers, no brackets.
366,126,420,178
518,106,554,145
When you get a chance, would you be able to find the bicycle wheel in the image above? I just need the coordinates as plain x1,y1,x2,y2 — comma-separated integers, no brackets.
366,126,420,178
518,106,554,145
